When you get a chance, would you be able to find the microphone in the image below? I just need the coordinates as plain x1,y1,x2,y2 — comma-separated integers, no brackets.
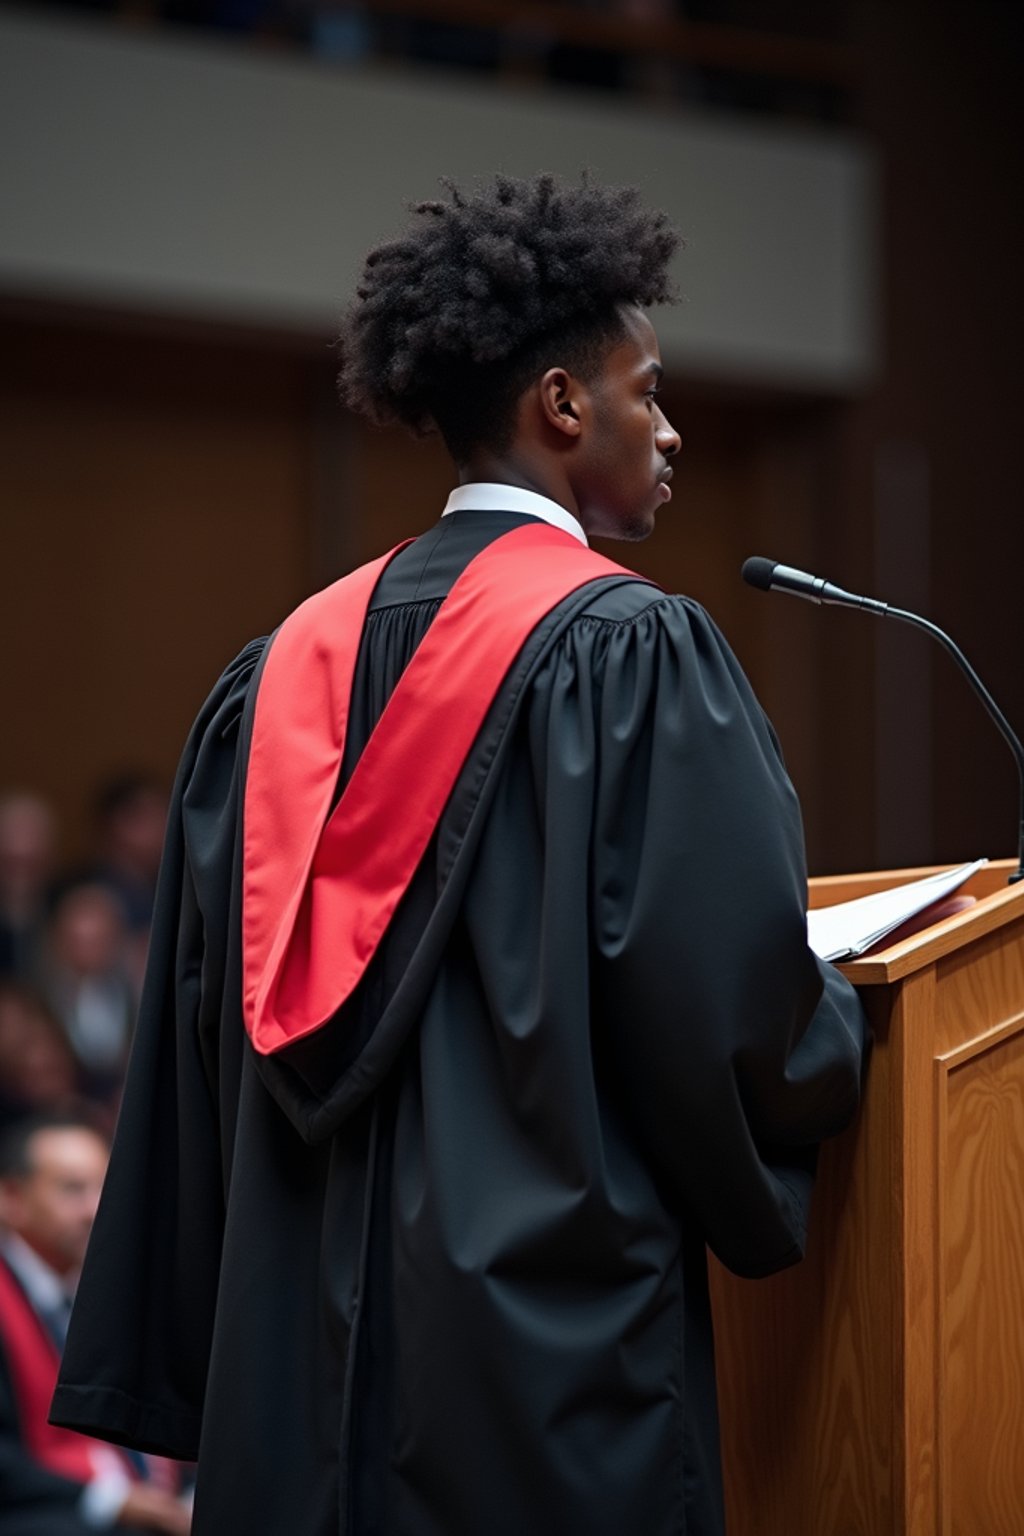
741,556,891,614
742,556,1024,885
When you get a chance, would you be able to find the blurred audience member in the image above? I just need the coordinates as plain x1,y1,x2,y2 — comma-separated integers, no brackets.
61,774,169,996
39,885,135,1108
88,775,167,936
0,795,57,983
0,1113,192,1533
0,985,80,1132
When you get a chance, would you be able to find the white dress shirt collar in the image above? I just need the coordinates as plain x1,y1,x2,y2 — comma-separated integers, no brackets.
442,483,588,547
1,1231,71,1313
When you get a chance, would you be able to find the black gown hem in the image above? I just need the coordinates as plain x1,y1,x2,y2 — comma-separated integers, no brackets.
49,1382,201,1462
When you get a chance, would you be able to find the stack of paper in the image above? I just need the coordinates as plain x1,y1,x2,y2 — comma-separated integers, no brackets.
807,859,986,963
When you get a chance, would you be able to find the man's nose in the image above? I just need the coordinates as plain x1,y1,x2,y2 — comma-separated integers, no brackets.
656,413,681,458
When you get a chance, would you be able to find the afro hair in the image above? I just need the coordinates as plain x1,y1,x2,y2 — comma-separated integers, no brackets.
337,172,680,461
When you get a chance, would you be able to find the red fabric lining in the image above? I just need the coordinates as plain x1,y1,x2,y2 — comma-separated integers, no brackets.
242,522,652,1055
0,1258,99,1484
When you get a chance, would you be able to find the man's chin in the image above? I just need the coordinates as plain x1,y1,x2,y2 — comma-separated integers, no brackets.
618,510,657,543
582,495,662,541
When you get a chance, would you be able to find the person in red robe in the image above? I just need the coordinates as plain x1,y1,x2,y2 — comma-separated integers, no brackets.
0,1113,191,1532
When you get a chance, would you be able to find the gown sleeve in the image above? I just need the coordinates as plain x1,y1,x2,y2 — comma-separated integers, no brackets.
50,639,266,1459
545,593,869,1279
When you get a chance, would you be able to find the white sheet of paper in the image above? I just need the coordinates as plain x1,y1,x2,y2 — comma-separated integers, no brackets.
807,859,987,963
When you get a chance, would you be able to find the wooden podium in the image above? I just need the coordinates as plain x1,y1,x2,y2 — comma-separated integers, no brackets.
709,859,1024,1536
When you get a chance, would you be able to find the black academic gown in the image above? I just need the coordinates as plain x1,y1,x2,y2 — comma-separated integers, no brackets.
52,511,869,1536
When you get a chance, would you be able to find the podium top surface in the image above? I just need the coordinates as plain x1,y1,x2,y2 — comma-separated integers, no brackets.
808,859,1024,984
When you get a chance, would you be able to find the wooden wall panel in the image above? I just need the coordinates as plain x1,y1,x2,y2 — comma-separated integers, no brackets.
848,2,1024,873
1,320,313,859
937,971,1024,1536
942,1030,1024,1535
2,312,858,868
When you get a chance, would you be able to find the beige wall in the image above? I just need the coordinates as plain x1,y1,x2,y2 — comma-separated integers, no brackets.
0,8,876,390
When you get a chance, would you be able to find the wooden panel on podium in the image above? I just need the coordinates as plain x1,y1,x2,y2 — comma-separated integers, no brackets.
709,860,1024,1536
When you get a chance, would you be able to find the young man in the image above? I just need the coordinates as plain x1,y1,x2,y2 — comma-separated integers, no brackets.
53,175,868,1535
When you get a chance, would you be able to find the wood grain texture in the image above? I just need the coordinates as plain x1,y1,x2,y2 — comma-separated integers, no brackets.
711,982,899,1535
940,1027,1024,1536
713,873,1024,1535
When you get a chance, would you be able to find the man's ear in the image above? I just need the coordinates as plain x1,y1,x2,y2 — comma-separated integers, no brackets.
538,367,584,439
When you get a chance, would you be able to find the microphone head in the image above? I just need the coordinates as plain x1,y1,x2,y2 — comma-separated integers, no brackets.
741,556,777,592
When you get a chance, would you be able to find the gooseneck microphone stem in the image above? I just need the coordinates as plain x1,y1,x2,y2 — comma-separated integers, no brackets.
883,606,1024,885
742,557,1024,885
